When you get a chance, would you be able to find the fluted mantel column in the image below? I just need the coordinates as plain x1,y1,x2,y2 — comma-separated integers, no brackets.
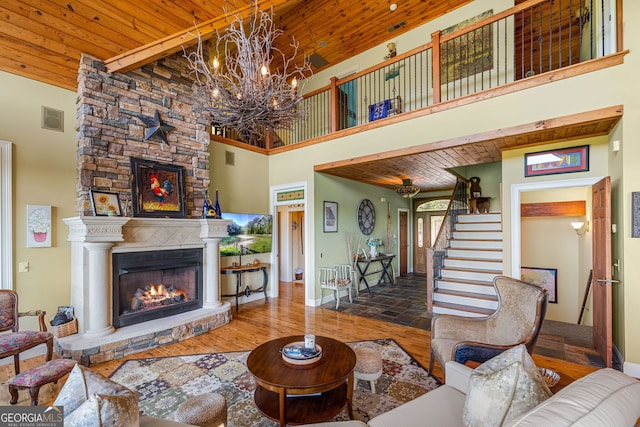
64,216,129,336
200,219,231,308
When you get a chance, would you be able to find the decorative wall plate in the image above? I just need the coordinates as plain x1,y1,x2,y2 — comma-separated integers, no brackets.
357,199,376,235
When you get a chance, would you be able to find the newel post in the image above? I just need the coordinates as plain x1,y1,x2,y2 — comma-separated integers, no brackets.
431,30,442,105
426,247,435,311
330,76,339,133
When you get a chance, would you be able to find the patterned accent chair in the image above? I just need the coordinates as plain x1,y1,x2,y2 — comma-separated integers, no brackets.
429,276,548,377
0,290,53,374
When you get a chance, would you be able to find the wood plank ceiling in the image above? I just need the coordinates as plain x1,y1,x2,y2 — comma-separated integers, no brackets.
0,0,620,194
0,0,473,91
315,107,622,192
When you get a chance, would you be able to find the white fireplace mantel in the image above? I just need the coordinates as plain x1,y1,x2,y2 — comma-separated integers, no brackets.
63,216,231,337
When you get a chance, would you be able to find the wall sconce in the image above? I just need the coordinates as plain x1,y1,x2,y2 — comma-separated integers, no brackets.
571,220,589,235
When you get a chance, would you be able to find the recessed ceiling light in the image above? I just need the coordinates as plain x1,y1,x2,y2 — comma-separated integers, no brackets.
318,40,328,47
390,3,397,11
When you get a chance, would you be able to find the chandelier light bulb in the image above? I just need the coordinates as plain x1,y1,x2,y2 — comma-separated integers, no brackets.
261,65,269,76
212,57,219,70
212,88,220,98
291,77,297,88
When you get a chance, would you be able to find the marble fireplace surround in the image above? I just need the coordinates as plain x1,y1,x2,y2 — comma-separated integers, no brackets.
57,216,232,365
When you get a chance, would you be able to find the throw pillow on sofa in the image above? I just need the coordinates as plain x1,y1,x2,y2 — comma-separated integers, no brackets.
53,364,139,427
463,344,551,427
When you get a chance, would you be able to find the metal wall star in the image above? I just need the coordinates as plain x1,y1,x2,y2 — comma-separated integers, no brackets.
138,110,174,144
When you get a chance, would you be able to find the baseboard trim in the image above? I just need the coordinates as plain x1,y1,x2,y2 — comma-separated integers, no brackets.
623,361,640,379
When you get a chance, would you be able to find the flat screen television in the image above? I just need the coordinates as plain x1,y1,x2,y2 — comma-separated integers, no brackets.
220,213,273,257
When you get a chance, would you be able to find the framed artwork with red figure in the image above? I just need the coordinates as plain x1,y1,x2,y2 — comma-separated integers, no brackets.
525,145,589,177
131,157,186,218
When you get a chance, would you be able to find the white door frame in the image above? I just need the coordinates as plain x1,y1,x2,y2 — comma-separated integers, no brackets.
0,141,12,290
510,176,604,278
270,181,308,301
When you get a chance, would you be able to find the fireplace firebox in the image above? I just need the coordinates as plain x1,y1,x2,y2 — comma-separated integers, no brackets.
112,248,203,328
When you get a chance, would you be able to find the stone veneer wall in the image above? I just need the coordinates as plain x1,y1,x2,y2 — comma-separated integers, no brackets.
76,50,210,217
55,310,231,365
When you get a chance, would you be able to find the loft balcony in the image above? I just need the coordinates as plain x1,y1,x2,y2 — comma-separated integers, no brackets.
211,0,626,154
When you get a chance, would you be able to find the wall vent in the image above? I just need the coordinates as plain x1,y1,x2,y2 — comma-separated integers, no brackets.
41,106,64,132
225,150,235,166
388,21,407,32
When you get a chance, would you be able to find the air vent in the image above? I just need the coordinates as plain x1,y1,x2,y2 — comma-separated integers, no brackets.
41,106,64,132
308,53,329,69
225,150,235,166
388,21,407,32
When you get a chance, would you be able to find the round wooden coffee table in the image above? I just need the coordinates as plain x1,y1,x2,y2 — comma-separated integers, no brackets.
247,335,356,426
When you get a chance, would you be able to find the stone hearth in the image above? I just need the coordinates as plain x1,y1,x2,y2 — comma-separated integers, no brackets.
58,216,232,365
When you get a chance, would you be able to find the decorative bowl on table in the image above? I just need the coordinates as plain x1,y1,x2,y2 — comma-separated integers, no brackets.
540,368,560,387
281,341,323,366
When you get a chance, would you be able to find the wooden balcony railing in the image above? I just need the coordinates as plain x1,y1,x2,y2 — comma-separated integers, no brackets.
212,0,621,151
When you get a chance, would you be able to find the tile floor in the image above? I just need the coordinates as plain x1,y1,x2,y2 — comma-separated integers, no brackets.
320,274,605,368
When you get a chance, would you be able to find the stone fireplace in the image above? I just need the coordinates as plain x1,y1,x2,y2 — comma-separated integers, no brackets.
58,217,231,365
57,45,235,365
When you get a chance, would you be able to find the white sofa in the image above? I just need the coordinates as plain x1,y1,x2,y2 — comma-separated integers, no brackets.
303,362,640,427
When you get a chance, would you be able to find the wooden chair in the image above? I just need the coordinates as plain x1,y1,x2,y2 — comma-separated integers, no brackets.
319,265,353,309
334,264,354,307
0,290,53,374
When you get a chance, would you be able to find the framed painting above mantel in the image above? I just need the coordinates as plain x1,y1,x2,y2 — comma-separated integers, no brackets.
130,157,186,218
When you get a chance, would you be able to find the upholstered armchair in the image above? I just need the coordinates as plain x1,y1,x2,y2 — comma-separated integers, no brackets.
0,290,53,374
429,276,548,377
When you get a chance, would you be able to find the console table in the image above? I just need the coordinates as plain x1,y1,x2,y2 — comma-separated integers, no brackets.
355,254,395,296
221,263,269,311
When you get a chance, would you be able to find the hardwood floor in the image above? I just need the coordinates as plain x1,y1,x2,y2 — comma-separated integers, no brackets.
0,281,598,406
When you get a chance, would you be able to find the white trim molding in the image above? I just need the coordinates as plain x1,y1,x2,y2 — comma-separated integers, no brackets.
270,181,308,303
509,176,603,278
0,141,12,290
624,361,640,379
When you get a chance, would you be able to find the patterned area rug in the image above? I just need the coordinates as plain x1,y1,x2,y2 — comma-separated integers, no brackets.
110,338,439,426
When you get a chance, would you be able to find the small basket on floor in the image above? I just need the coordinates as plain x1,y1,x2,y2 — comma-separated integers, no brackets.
50,317,78,338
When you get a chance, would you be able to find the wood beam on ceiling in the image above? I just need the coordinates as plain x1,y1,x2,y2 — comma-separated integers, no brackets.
103,0,291,74
314,105,623,172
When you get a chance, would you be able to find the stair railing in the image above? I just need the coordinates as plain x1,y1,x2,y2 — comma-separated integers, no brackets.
426,178,468,311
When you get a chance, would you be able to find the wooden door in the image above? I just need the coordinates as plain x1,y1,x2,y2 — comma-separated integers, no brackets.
413,210,428,274
399,211,408,275
592,177,613,367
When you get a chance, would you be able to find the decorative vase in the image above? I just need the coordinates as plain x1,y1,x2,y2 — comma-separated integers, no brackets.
214,189,222,218
369,244,378,258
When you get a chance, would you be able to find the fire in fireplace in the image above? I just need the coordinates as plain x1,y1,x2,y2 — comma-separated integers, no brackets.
112,248,203,328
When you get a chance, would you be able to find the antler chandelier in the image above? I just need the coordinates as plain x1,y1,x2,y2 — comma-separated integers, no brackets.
184,2,311,145
396,179,420,198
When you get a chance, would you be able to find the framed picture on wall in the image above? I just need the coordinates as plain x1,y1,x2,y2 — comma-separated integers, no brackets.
323,201,338,232
521,266,558,303
27,204,52,248
130,157,186,218
524,145,589,177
